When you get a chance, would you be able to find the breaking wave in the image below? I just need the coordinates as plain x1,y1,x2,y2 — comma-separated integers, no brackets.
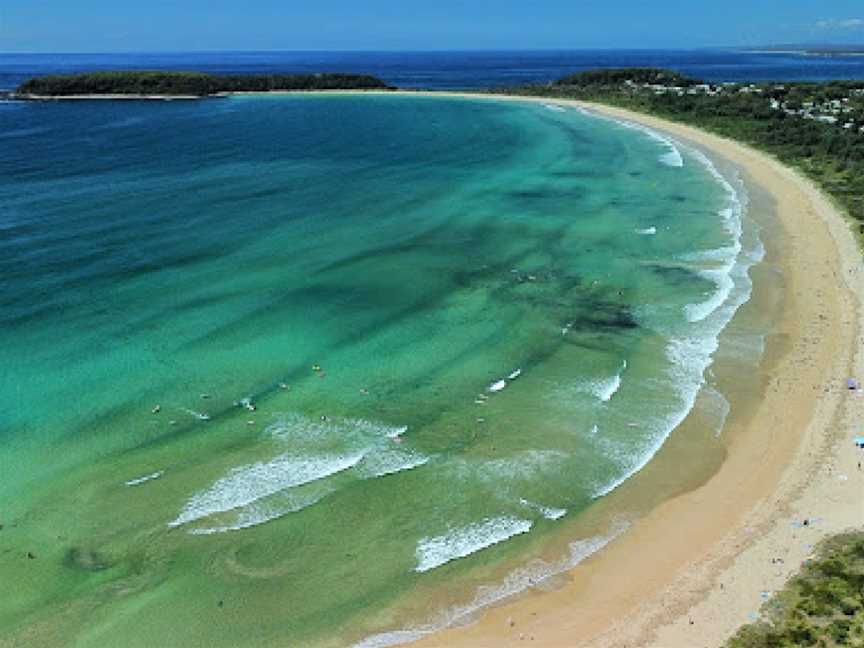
415,516,533,573
355,522,629,648
124,471,163,487
169,452,366,528
519,498,567,520
356,449,430,479
582,361,627,402
564,107,763,500
188,485,335,535
169,413,427,533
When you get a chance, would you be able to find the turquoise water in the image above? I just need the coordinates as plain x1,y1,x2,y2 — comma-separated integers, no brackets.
0,94,760,646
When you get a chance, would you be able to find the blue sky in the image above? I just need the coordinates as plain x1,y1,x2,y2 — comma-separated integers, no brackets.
2,1,863,52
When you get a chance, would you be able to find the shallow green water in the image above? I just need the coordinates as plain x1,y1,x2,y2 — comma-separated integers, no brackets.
0,94,761,646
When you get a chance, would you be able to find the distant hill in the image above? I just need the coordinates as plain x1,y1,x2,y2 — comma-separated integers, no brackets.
15,71,392,98
555,68,697,87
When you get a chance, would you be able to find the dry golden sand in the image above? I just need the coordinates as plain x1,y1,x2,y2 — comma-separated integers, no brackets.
379,94,863,648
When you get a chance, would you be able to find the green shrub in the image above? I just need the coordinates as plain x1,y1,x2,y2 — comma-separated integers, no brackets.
724,533,864,647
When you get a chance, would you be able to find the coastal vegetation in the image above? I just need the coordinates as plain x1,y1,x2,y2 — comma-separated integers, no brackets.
555,67,696,87
15,70,391,97
513,68,864,244
726,532,864,647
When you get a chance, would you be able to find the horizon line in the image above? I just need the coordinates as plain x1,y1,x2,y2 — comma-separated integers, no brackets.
0,46,785,56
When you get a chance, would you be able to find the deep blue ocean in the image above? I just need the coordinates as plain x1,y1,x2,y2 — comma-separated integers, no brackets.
2,49,864,91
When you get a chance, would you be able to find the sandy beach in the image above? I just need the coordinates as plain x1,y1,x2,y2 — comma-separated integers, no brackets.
362,93,864,647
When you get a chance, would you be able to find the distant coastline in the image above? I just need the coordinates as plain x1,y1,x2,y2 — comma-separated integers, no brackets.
742,49,864,58
737,44,864,56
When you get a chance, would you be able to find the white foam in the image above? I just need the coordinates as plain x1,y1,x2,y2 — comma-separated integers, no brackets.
542,103,566,112
593,342,707,499
593,256,759,499
584,361,626,402
124,471,163,487
568,110,763,500
169,452,365,528
488,379,507,393
659,148,685,167
701,385,732,438
643,129,684,167
188,486,334,535
173,413,420,532
385,425,409,439
458,450,569,487
682,242,740,264
684,265,736,323
355,522,629,648
636,226,657,235
488,367,526,393
236,396,256,411
540,506,566,520
354,630,426,648
267,413,408,444
183,408,210,421
596,374,621,402
612,118,684,167
682,231,741,324
680,151,747,325
519,498,567,520
415,516,533,573
356,450,430,479
680,250,739,322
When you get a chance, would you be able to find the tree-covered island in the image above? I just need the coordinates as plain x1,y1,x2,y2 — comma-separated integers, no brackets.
14,70,392,97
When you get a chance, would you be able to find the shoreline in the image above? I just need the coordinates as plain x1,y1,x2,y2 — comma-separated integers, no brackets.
5,89,861,647
332,92,863,647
